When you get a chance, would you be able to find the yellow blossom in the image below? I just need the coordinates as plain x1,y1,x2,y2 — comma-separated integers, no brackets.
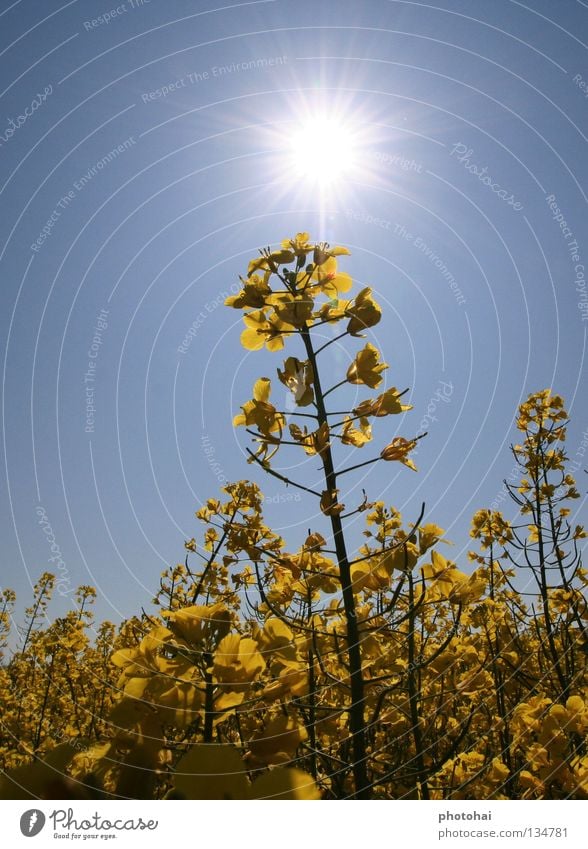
341,416,372,447
346,287,382,335
353,387,412,417
347,343,388,388
380,436,418,470
277,357,314,406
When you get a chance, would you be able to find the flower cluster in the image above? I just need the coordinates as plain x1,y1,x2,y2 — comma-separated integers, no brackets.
0,238,585,801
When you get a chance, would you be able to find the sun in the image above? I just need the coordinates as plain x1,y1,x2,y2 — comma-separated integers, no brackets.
288,115,356,186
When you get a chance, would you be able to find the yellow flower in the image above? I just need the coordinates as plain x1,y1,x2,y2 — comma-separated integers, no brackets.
240,309,292,351
380,436,417,470
213,634,265,691
311,255,353,297
289,421,330,455
173,744,249,800
277,357,314,406
171,744,320,800
233,377,285,438
422,551,485,604
247,248,296,275
469,509,513,548
281,231,314,259
347,343,388,388
489,757,510,783
320,488,345,516
312,242,351,267
419,523,445,554
341,415,372,447
225,273,272,309
257,617,295,654
303,531,327,551
248,714,308,765
250,767,321,800
379,540,419,574
353,387,412,417
345,287,382,336
266,291,314,328
314,299,348,324
527,524,540,544
162,602,232,646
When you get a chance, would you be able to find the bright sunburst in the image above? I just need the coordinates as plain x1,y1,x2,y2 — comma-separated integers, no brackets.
288,115,357,185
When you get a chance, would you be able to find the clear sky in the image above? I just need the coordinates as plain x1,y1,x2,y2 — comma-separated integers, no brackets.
1,0,587,632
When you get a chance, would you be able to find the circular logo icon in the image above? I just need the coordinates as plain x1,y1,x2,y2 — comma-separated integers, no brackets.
20,810,46,837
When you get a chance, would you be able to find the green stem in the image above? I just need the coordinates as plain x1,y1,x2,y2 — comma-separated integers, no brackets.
407,570,429,799
203,652,215,743
300,325,369,799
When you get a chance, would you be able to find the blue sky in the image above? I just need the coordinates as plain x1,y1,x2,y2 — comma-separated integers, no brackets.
1,0,587,631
